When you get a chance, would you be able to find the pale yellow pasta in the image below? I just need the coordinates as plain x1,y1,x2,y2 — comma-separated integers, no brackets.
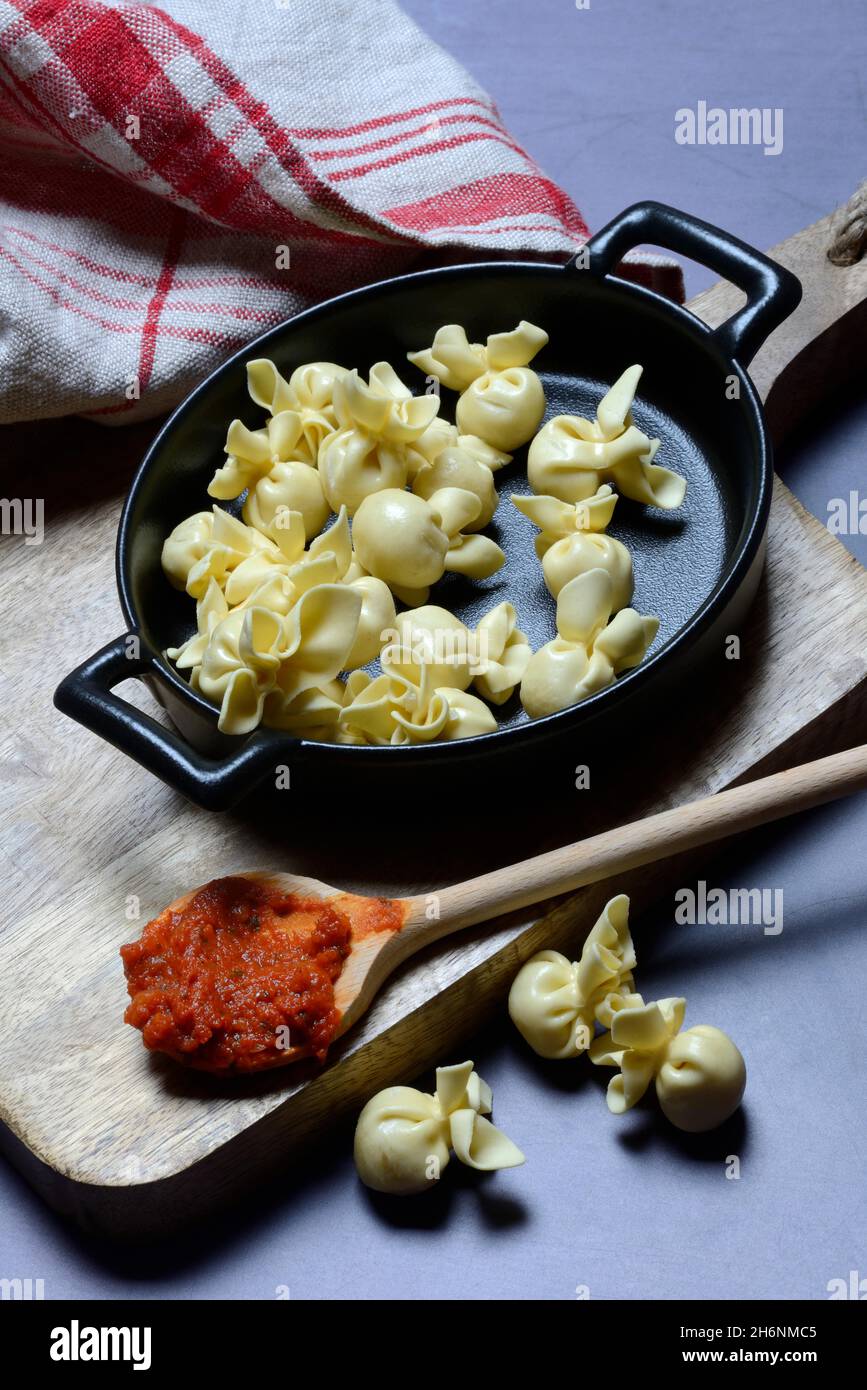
431,486,506,581
412,434,509,530
512,485,633,607
259,583,362,732
454,322,549,451
382,605,476,691
509,951,589,1060
408,321,548,451
380,600,529,707
334,362,440,444
338,660,496,746
353,1060,525,1195
456,370,546,452
520,568,659,719
220,511,306,606
318,427,409,515
165,576,229,671
351,487,505,607
574,892,640,1029
163,506,287,601
242,458,329,542
472,601,531,704
344,574,397,670
590,996,685,1113
161,510,216,591
589,987,746,1131
409,415,462,469
295,507,395,667
190,583,361,736
654,1025,747,1133
318,363,442,514
247,357,342,460
209,413,307,500
407,325,489,392
527,365,687,508
508,894,639,1058
191,603,288,735
285,361,347,417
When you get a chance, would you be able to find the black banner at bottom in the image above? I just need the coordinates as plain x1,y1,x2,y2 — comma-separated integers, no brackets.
3,1297,863,1374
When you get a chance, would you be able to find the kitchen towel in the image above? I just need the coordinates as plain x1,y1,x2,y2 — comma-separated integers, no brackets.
0,0,683,425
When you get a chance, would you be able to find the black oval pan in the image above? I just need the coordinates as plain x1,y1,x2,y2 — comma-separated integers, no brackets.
55,203,801,809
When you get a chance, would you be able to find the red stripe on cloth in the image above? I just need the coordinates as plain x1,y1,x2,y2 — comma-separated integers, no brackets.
286,97,498,141
2,230,287,320
386,174,589,239
326,130,529,184
145,6,404,242
60,6,160,111
309,112,510,162
5,0,396,247
6,4,583,252
1,225,285,290
0,240,242,344
137,205,186,392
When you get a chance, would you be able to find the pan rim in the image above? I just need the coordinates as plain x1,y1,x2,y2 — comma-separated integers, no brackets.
116,257,771,765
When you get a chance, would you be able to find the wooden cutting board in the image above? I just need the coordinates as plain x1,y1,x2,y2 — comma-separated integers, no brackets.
1,202,866,1239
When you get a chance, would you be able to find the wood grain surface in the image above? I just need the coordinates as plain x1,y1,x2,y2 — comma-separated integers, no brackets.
1,205,865,1238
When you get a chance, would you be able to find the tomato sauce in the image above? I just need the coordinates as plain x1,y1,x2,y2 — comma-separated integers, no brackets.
120,876,401,1074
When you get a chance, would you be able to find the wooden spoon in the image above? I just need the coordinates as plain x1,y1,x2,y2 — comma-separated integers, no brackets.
127,742,867,1069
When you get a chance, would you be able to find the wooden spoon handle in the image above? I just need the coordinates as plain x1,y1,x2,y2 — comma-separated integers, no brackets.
404,742,867,944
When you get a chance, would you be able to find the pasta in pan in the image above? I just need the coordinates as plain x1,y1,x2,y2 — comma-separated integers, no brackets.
247,357,343,461
242,459,329,542
512,485,634,607
162,326,674,744
351,487,505,606
527,365,687,509
318,427,410,516
472,601,532,704
408,320,548,451
407,324,489,392
166,576,231,673
334,362,440,444
229,507,395,669
209,415,304,500
161,510,218,592
380,601,530,705
412,434,509,530
353,1060,525,1194
162,506,288,601
318,363,440,510
520,568,659,718
338,659,497,746
383,605,476,691
455,321,549,451
192,583,362,736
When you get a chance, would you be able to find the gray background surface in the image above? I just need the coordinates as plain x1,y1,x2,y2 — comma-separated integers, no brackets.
1,0,865,1300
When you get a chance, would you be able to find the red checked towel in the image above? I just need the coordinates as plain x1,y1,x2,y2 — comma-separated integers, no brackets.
0,0,683,425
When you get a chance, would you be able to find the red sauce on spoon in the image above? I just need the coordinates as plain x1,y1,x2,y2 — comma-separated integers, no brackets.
120,876,401,1073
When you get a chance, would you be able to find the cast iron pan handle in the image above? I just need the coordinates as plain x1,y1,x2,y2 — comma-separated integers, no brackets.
53,636,286,811
581,201,802,366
